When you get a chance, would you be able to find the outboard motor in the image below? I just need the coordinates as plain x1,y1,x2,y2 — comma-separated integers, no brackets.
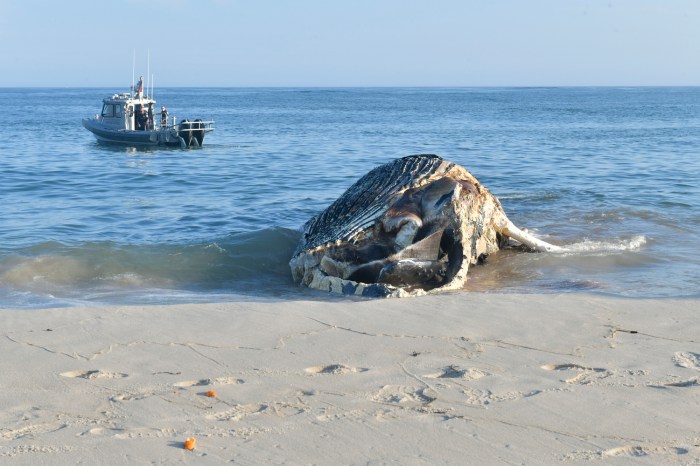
178,119,192,147
193,119,205,147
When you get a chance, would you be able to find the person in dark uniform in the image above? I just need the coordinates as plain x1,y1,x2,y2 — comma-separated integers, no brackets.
137,106,149,130
161,105,169,127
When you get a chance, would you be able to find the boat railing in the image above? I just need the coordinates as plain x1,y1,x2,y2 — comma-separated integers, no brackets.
161,119,215,132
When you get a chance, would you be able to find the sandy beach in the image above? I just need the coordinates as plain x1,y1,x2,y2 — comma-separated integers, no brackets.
1,293,698,464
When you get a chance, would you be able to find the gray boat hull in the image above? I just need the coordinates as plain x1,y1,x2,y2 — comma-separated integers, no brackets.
82,118,189,147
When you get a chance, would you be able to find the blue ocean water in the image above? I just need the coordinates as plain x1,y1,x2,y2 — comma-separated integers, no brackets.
1,87,699,308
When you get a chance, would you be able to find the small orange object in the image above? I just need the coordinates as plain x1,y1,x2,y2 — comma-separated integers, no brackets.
184,437,196,450
205,390,217,398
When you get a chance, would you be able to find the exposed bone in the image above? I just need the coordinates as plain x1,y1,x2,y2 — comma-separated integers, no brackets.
494,212,563,253
393,219,421,249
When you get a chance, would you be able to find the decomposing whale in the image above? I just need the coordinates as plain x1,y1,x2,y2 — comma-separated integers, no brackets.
290,154,562,297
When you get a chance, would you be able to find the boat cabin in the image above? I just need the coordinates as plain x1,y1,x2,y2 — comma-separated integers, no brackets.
98,93,156,131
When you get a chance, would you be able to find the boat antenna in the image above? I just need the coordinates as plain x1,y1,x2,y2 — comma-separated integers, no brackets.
152,74,155,102
132,49,136,96
147,49,150,99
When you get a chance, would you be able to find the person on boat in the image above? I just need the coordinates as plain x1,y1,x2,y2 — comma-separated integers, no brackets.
143,106,151,130
137,106,149,130
161,106,168,127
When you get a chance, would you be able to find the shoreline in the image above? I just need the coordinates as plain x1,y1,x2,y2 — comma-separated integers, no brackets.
1,293,698,463
3,289,698,313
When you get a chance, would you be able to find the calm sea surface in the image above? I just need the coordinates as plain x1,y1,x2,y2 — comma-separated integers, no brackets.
1,87,699,308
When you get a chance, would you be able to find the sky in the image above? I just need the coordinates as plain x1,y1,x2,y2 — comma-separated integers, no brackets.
1,0,699,87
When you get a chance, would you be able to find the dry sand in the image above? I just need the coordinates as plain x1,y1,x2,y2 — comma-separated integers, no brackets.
1,293,699,464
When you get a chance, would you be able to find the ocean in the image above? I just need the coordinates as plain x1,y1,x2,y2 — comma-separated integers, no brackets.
1,87,699,308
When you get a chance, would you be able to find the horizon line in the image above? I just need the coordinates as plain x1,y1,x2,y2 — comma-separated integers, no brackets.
2,84,700,89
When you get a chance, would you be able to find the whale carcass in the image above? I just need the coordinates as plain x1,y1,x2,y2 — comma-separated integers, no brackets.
290,154,561,297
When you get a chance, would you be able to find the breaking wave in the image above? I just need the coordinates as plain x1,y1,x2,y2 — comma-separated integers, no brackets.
0,227,302,308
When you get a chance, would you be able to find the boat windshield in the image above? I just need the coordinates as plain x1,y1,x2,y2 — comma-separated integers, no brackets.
101,103,115,117
101,103,124,119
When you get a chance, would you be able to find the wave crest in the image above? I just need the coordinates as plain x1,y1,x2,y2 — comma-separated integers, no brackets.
0,227,301,297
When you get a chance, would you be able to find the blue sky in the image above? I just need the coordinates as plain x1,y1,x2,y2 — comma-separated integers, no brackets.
1,0,699,87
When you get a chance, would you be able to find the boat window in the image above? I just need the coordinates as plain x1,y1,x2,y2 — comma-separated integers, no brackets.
115,105,123,117
101,103,115,117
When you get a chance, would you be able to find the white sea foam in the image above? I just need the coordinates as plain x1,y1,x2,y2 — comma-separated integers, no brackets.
556,235,647,255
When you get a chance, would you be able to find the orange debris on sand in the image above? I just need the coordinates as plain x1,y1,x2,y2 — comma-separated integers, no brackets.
205,390,217,397
184,437,196,450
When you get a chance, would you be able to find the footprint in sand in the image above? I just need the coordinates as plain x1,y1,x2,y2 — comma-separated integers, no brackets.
371,385,436,407
673,352,700,370
648,352,700,388
541,363,610,385
1,422,67,440
76,427,125,437
208,403,268,421
60,370,127,379
459,387,540,407
425,365,487,381
1,445,74,456
110,393,150,402
650,378,699,388
173,376,243,388
540,363,606,372
304,364,368,375
603,445,689,458
113,427,177,440
207,402,304,421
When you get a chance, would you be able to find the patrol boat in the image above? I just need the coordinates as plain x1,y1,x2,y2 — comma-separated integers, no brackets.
82,77,214,148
